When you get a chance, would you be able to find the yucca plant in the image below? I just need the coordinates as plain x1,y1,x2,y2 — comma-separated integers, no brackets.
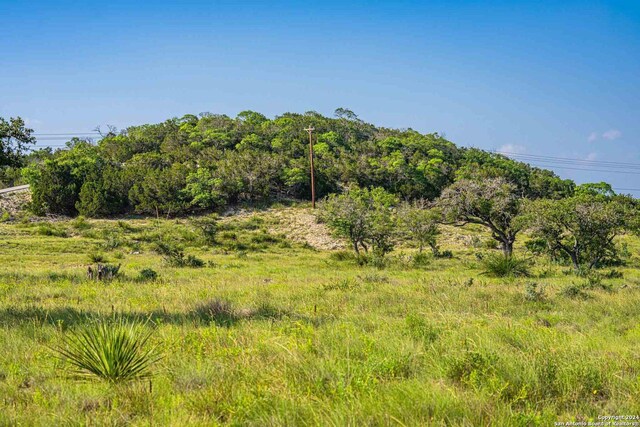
481,254,530,278
55,318,162,383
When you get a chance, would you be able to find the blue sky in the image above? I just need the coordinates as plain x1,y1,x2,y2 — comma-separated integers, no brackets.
1,1,639,193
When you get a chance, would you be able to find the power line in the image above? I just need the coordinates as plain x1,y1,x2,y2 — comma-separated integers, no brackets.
492,150,640,170
33,132,100,136
517,162,640,176
614,188,640,192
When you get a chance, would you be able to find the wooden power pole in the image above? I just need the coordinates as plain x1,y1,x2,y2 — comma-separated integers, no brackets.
304,126,316,208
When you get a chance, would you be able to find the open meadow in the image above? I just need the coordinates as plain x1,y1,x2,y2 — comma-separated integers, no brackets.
1,205,640,426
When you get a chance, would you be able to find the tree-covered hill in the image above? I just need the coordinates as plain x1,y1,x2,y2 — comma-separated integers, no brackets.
23,109,575,217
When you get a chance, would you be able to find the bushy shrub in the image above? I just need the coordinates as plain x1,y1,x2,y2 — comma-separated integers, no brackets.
319,186,398,257
138,268,159,282
191,215,219,246
153,241,204,268
412,252,431,267
36,223,69,238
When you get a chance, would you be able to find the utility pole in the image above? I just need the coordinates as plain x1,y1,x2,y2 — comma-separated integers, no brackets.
304,126,316,208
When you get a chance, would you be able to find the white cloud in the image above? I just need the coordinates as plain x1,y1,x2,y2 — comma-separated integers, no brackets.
584,152,598,161
498,144,526,155
602,129,622,141
587,132,598,143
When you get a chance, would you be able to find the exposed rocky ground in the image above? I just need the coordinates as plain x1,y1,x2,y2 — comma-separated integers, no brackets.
221,206,345,250
0,190,31,219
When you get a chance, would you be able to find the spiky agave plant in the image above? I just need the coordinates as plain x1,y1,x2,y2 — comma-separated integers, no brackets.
55,318,162,383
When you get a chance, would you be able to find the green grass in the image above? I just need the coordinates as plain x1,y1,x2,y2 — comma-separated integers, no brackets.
1,208,640,425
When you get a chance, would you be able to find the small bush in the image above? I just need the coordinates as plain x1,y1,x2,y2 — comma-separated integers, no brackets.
446,349,496,384
101,234,123,251
584,274,613,292
370,254,388,269
71,216,91,230
412,252,430,267
36,224,69,238
154,242,204,268
184,254,205,267
194,299,237,326
88,253,108,263
323,279,359,291
138,268,158,282
87,263,122,281
358,273,389,284
117,220,135,232
191,216,218,246
0,211,11,222
560,283,590,299
405,314,439,344
524,282,546,302
481,255,529,278
328,250,355,262
54,318,162,383
603,269,623,279
435,250,453,259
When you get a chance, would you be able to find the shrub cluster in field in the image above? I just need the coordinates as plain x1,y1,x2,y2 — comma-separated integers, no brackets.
320,180,639,274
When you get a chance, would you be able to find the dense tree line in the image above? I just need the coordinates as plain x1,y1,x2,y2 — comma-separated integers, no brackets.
16,109,574,217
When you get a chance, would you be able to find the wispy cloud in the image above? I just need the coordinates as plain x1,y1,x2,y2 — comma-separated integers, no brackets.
602,129,622,141
498,144,526,155
587,132,598,143
23,118,43,127
584,152,598,161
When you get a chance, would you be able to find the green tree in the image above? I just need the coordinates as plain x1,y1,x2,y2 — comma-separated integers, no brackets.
0,116,35,168
437,177,523,256
398,200,441,255
128,163,189,218
319,186,398,256
523,195,637,271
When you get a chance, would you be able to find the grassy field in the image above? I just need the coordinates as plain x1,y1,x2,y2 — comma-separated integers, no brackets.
1,206,640,426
